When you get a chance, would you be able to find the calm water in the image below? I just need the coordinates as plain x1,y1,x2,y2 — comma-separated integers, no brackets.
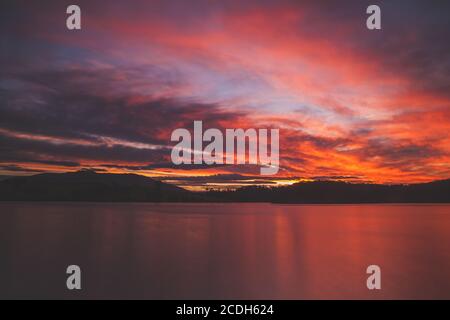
0,202,449,299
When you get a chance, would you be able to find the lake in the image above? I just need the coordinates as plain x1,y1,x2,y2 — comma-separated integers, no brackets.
1,202,449,299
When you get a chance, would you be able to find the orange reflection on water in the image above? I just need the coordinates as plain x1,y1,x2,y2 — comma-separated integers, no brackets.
1,203,450,299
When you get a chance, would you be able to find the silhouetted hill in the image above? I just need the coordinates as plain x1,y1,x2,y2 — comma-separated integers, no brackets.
1,172,449,203
0,171,200,202
206,179,450,203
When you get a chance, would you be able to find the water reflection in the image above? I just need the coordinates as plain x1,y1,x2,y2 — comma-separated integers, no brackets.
1,203,449,299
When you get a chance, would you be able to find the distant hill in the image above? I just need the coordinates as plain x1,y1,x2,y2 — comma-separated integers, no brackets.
0,171,449,203
207,179,450,203
0,170,200,202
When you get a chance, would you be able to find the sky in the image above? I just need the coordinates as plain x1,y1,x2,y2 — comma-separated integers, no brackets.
1,0,449,190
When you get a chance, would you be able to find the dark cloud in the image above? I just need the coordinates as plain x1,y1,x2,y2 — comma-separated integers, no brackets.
0,131,169,164
351,139,444,168
0,164,43,173
312,175,362,181
0,67,249,168
100,162,228,171
165,173,291,182
1,68,244,144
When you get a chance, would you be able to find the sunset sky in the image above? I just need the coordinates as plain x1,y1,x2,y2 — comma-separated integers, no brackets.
1,0,449,190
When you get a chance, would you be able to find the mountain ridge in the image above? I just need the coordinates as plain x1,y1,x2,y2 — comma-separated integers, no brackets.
0,171,449,203
208,179,450,203
0,170,199,202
